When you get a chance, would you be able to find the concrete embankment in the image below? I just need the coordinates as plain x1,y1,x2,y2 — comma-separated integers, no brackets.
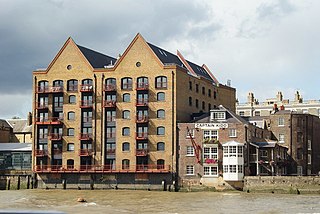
244,176,320,194
0,171,33,190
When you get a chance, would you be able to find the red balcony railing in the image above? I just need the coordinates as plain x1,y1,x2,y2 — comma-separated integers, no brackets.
136,115,148,123
136,98,148,106
79,133,93,140
80,84,93,92
35,117,63,125
136,132,148,140
49,133,62,141
33,164,171,173
136,149,148,156
34,149,48,157
80,100,93,108
106,132,116,138
36,102,49,109
104,100,116,108
36,86,64,93
106,149,116,155
78,149,93,156
104,84,116,91
136,82,149,90
53,149,62,155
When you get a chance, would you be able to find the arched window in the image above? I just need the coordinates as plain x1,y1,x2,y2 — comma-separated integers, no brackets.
202,101,205,110
69,95,76,104
53,80,63,87
157,92,165,101
157,126,165,135
155,76,167,89
157,109,165,119
38,80,49,93
122,142,130,151
67,144,74,151
202,86,205,95
157,142,165,151
105,78,116,91
208,103,212,111
122,110,130,119
157,159,165,169
208,89,212,97
81,79,93,91
121,77,132,90
68,111,75,120
67,159,74,169
122,127,130,136
214,91,217,99
196,99,199,108
137,77,148,89
123,93,130,102
122,159,130,170
67,79,78,92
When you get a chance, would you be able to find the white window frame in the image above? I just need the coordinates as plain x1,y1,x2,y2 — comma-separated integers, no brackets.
228,129,237,138
203,147,218,160
203,130,218,140
308,154,311,164
186,146,195,156
203,166,218,176
186,128,195,138
211,111,226,120
278,117,285,126
279,134,285,143
186,165,194,175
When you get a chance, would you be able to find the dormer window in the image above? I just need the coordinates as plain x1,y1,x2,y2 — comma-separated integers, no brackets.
211,111,226,121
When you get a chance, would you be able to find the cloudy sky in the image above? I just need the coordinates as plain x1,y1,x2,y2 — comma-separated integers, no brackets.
0,0,319,118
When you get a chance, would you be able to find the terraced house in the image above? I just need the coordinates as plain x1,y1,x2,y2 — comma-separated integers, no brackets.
32,33,236,188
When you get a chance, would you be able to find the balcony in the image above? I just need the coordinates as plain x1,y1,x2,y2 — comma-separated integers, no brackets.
136,115,148,123
136,149,148,156
53,149,62,155
80,100,93,108
78,149,93,156
106,149,116,156
136,98,148,106
36,86,63,93
33,164,171,173
34,149,48,157
80,84,93,92
104,100,116,108
106,116,116,122
79,133,93,140
36,102,49,109
104,84,116,91
136,132,148,140
49,133,62,141
136,82,149,90
106,132,116,139
35,117,63,125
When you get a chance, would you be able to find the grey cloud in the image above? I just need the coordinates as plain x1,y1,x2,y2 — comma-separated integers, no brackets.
257,0,295,20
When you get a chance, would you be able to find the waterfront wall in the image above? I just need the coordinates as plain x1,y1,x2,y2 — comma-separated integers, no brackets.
244,176,320,194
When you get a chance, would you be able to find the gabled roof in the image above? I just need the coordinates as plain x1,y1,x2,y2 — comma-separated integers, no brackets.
147,43,184,67
6,119,32,133
77,45,116,69
147,42,215,82
0,119,12,129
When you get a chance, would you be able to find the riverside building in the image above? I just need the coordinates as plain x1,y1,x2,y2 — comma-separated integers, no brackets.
32,33,236,188
177,106,288,190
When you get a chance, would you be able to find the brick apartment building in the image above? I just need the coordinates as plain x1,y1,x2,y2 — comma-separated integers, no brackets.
177,106,288,190
32,33,236,188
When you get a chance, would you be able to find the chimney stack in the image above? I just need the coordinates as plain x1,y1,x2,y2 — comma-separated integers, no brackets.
27,112,32,126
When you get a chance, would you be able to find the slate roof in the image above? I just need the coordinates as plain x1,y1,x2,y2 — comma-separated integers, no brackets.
77,45,117,68
0,119,12,129
6,119,32,133
0,143,32,152
147,42,214,82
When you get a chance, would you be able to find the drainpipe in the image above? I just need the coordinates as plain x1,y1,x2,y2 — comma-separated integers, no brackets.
101,74,105,165
93,74,97,166
171,70,175,186
33,76,37,171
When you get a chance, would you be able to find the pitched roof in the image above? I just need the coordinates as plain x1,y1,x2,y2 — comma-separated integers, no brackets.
0,143,32,151
6,119,32,133
77,45,117,69
0,119,12,129
147,42,215,82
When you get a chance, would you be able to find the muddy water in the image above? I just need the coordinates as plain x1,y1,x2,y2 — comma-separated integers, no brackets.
0,190,320,213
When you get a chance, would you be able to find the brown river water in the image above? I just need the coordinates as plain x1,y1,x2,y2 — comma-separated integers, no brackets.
0,190,320,214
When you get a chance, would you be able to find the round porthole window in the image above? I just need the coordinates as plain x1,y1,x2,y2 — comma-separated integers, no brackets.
67,65,72,70
136,62,141,67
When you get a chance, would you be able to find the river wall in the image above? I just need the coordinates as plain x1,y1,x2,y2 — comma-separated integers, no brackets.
0,170,33,190
244,176,320,194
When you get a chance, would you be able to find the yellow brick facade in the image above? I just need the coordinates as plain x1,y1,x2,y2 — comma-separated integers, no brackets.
32,34,236,179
